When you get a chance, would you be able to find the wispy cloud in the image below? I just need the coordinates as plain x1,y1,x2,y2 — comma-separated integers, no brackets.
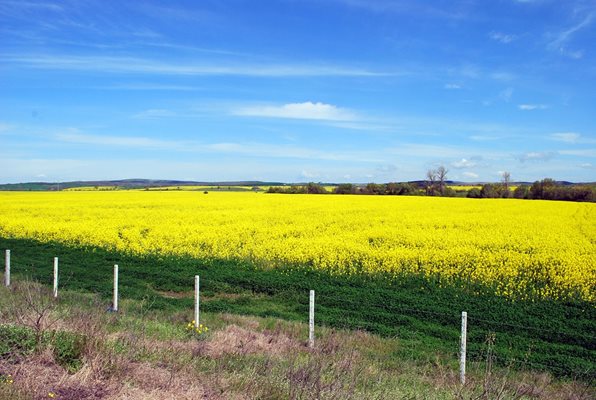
232,102,358,121
444,83,461,90
0,1,64,14
388,144,504,159
518,104,548,110
100,83,203,91
517,151,556,162
549,132,596,144
2,54,394,77
54,132,384,162
550,132,580,143
56,132,173,149
330,0,470,20
462,171,479,179
451,158,477,169
548,12,594,58
558,149,596,157
300,169,320,179
489,32,517,44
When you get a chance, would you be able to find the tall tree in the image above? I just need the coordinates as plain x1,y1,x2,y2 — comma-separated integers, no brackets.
436,166,448,195
501,171,511,190
426,169,437,195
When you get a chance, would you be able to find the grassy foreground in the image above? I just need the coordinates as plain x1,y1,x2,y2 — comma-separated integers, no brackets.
0,237,594,382
1,280,594,400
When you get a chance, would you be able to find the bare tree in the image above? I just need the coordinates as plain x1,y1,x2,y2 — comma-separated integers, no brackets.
436,166,448,195
501,171,511,190
426,169,437,195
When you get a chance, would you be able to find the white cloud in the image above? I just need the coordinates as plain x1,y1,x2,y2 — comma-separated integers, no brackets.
132,109,176,119
489,32,517,44
3,54,392,77
517,151,556,162
518,104,548,110
53,132,384,162
56,132,173,148
462,172,479,179
233,102,358,121
444,83,461,90
300,170,320,179
451,158,477,169
548,13,594,58
559,149,596,157
550,132,580,143
580,163,593,169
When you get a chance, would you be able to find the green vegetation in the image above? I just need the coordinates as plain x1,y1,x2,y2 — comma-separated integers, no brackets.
266,180,595,202
1,237,594,382
1,280,593,399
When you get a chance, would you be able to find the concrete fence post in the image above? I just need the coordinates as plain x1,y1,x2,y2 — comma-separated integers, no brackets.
194,275,200,328
113,264,119,312
309,290,315,348
460,311,467,385
4,250,10,287
53,257,59,298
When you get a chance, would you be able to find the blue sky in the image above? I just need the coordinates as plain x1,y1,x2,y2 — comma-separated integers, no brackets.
1,0,595,183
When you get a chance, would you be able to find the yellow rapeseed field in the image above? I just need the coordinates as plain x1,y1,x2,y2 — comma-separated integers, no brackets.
0,191,594,301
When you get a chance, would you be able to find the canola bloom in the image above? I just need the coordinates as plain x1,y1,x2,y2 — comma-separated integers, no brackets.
0,191,594,301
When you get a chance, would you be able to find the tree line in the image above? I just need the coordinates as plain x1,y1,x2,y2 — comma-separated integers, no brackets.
266,169,595,202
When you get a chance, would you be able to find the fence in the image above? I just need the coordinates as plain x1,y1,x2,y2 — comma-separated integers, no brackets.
2,248,594,384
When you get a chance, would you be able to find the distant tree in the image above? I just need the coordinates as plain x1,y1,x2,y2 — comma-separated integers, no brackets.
425,169,437,196
365,183,385,195
500,171,512,198
467,187,482,198
403,183,417,195
306,182,326,194
501,171,511,190
513,185,529,199
530,178,557,199
568,186,595,202
480,184,499,198
443,187,456,197
436,166,448,195
386,182,399,195
391,182,416,195
335,183,356,194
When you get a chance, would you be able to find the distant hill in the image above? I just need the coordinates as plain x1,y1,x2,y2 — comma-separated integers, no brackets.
0,179,285,191
0,179,592,191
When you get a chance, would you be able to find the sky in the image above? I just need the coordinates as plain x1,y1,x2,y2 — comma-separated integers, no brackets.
1,0,595,183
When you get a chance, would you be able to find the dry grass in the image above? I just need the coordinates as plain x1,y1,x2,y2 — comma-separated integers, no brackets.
1,282,594,400
203,325,300,358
